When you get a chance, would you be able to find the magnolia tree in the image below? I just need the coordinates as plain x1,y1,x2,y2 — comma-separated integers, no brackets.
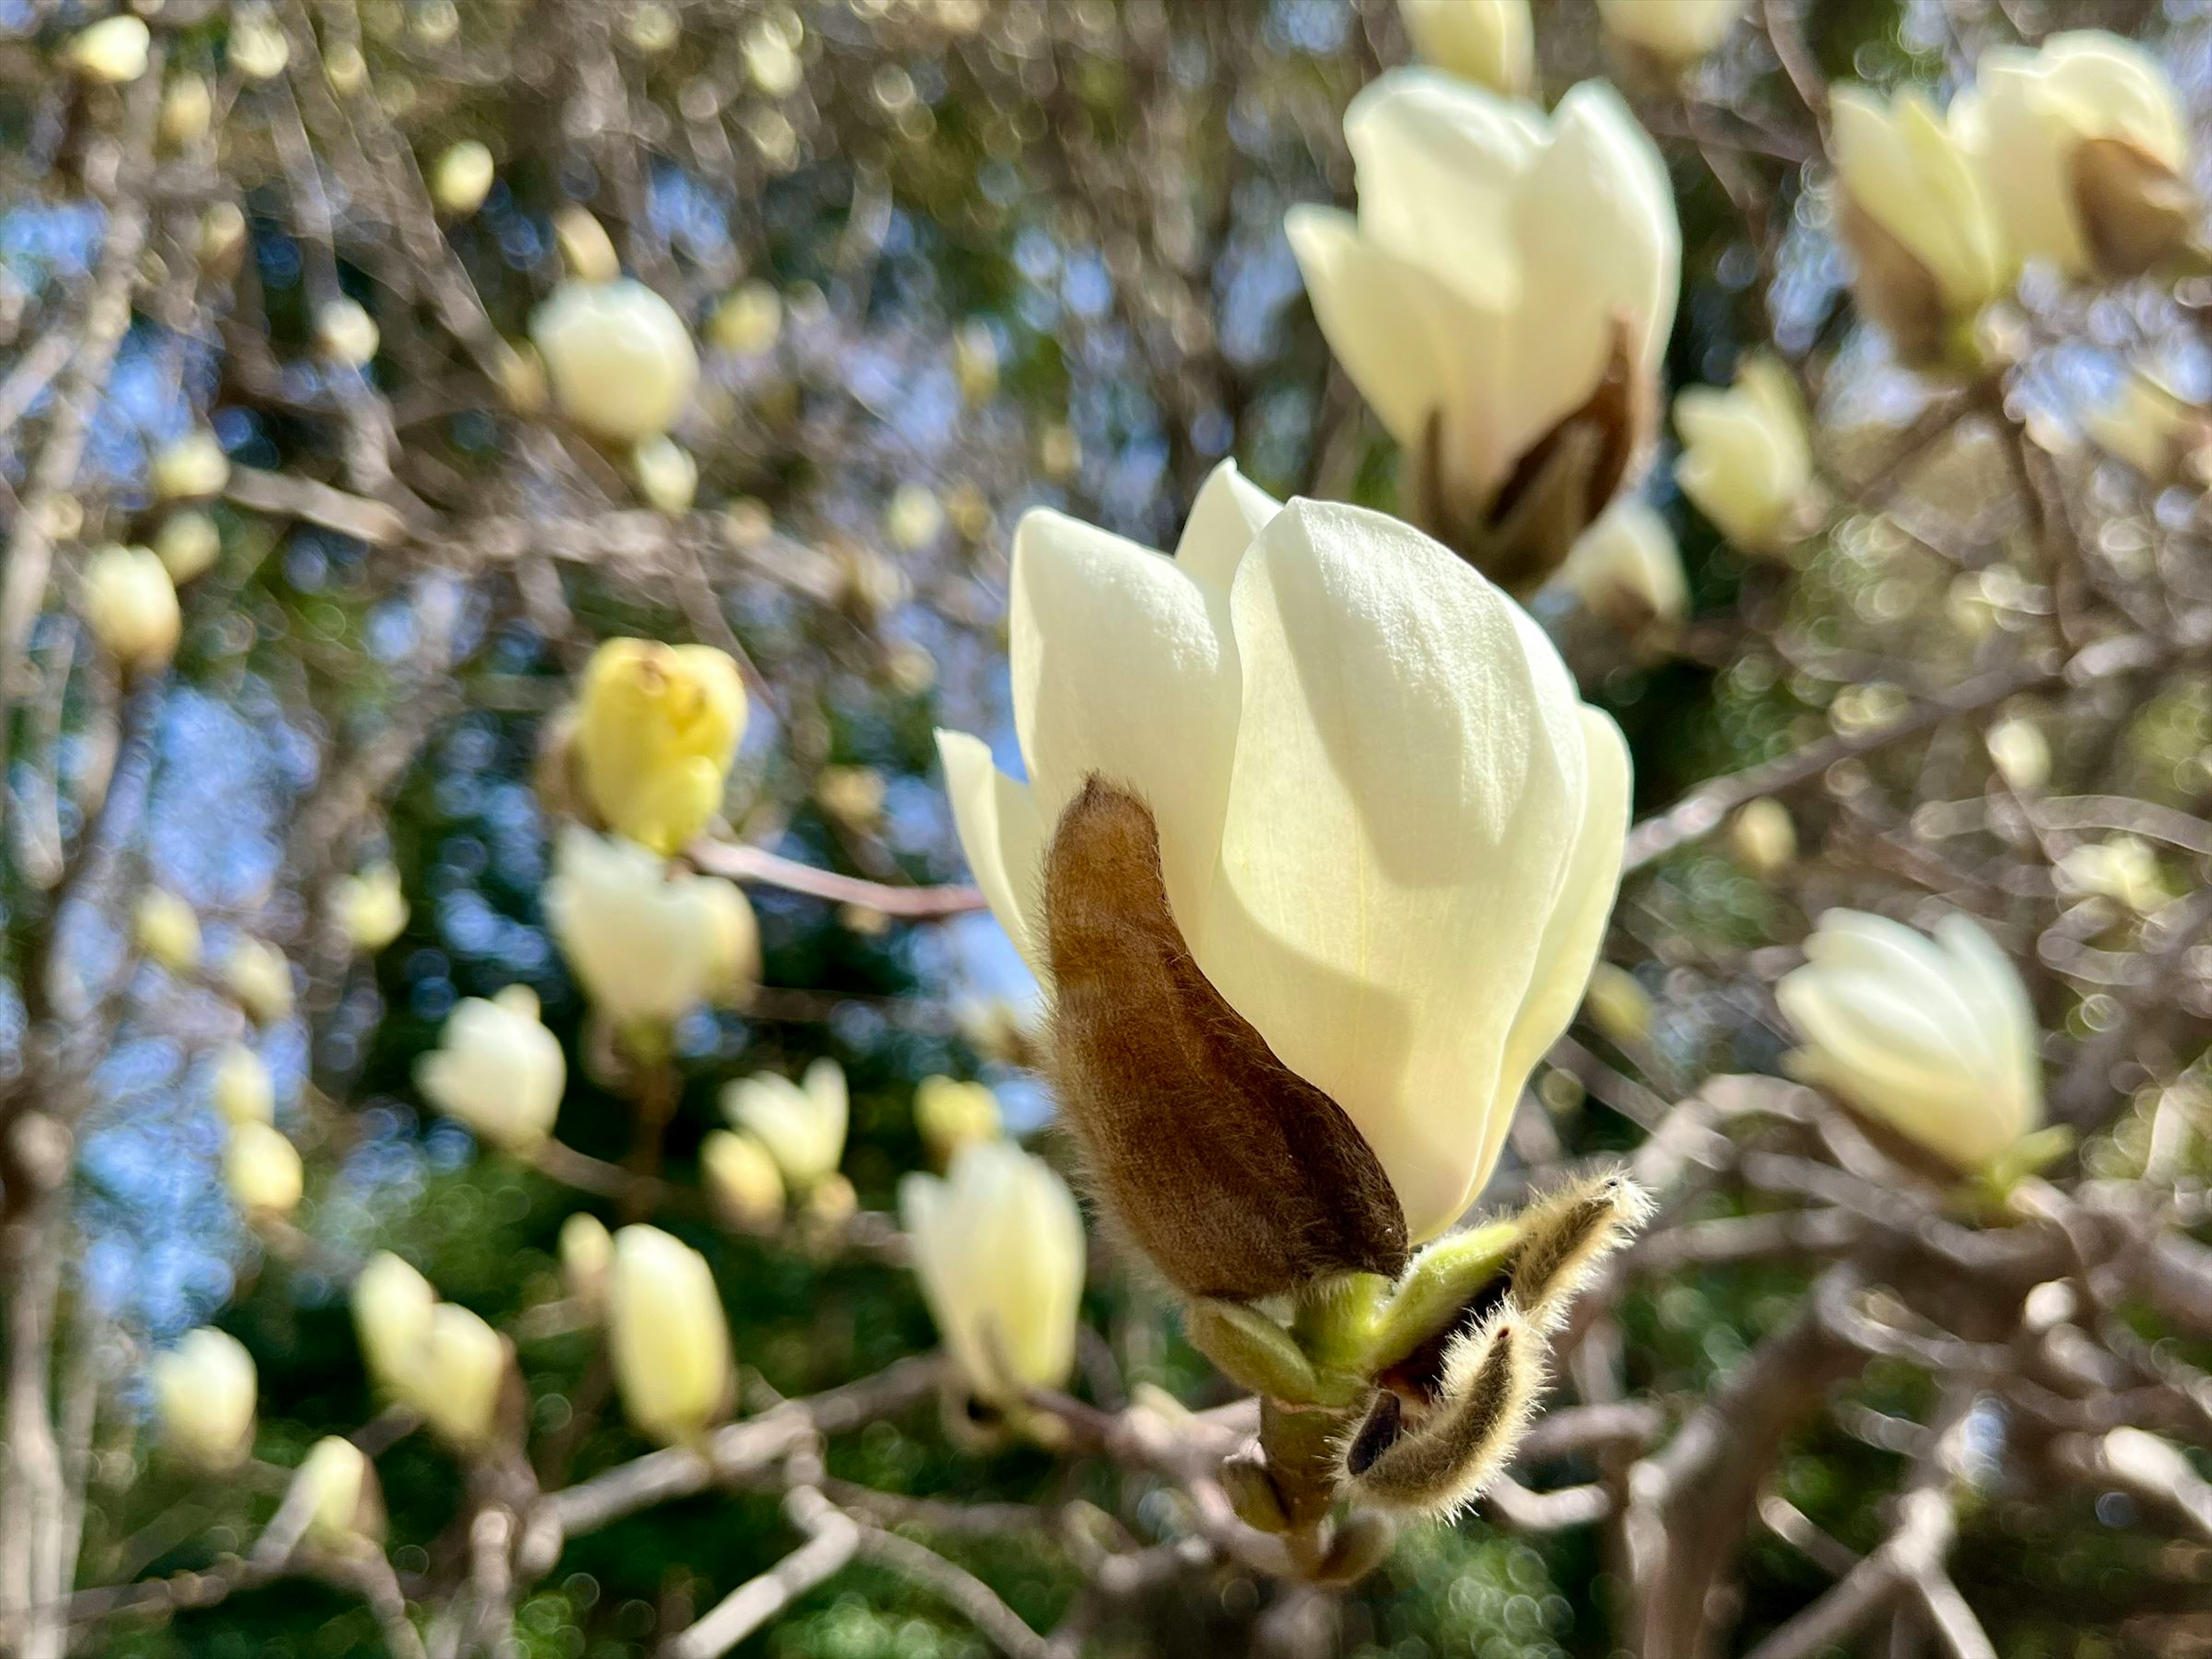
7,1,2212,1656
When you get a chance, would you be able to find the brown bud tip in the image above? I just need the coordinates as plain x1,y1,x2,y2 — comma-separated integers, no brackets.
1042,778,1407,1301
1344,1310,1539,1516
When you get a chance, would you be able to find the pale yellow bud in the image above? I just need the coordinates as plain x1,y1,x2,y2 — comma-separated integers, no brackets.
330,864,408,953
2058,835,2168,915
154,1327,257,1474
213,1044,274,1126
1597,0,1745,63
154,510,221,584
431,141,496,216
1986,716,2051,793
571,638,746,855
560,1212,613,1310
553,207,619,283
153,431,230,501
1582,962,1652,1050
224,1122,303,1217
198,205,248,273
1674,355,1814,555
160,74,214,147
546,830,756,1028
1558,501,1687,647
296,1436,382,1548
229,7,291,81
353,1251,435,1390
626,1,679,52
815,765,886,831
722,1058,847,1192
134,888,200,974
532,280,699,443
913,1075,1001,1166
1729,797,1797,876
323,40,365,94
410,1304,508,1450
953,320,999,405
700,1130,785,1230
607,1225,734,1444
82,546,181,675
743,16,804,97
707,281,782,356
631,436,698,515
884,483,944,551
221,936,294,1025
1399,0,1532,96
67,16,150,84
415,986,565,1153
315,298,380,369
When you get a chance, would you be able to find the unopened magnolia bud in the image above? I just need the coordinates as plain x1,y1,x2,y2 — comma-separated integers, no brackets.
1582,962,1652,1050
198,205,248,274
154,1327,257,1474
1729,797,1797,876
1597,0,1744,65
154,510,221,584
1398,0,1531,96
912,1075,1001,1167
416,986,565,1153
743,14,804,96
546,828,756,1028
315,298,379,369
884,483,944,552
67,16,150,84
553,207,620,283
221,936,294,1025
607,1225,734,1444
411,1304,509,1450
532,279,698,444
707,281,782,355
296,1437,382,1548
1986,716,2051,792
722,1058,847,1193
224,1122,303,1217
229,6,291,81
353,1251,435,1389
213,1044,274,1126
160,74,214,147
1674,355,1815,555
700,1130,785,1230
570,638,746,856
331,864,408,953
626,1,679,52
83,547,181,675
323,40,365,94
815,764,885,831
135,888,201,973
2059,835,2168,914
431,141,495,215
560,1212,613,1310
153,431,230,501
953,319,999,405
1559,500,1687,648
630,436,697,515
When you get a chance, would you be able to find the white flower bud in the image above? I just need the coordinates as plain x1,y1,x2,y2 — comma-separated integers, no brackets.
353,1252,436,1391
545,828,755,1029
1674,355,1815,555
743,16,804,97
1729,797,1797,876
631,436,698,515
82,547,181,675
552,207,620,284
229,6,291,81
315,298,380,369
560,1212,613,1310
899,1142,1085,1407
224,1122,303,1217
431,141,496,216
296,1436,382,1548
707,281,782,356
415,986,566,1154
2058,835,2168,915
1558,500,1688,646
532,280,699,443
607,1225,733,1444
408,1304,509,1450
67,16,150,84
160,74,214,147
1597,0,1745,64
154,510,221,584
884,483,944,551
134,888,201,974
331,864,408,953
700,1130,785,1230
721,1059,847,1193
213,1044,274,1126
1397,0,1531,97
1986,716,2051,793
153,1328,256,1474
153,431,230,502
221,936,294,1025
912,1075,1001,1167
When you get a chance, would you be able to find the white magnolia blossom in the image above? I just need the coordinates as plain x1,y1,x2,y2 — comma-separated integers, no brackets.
721,1058,848,1192
67,16,150,82
1286,71,1677,546
545,827,757,1028
1778,910,2043,1171
1597,0,1745,63
1673,355,1814,554
900,1141,1086,1407
1952,32,2190,278
153,1328,257,1474
607,1225,733,1444
224,1122,303,1216
1986,716,2052,793
213,1044,274,1126
353,1252,437,1390
531,279,699,443
937,461,1630,1243
1397,0,1531,98
332,863,408,952
432,140,496,215
297,1436,380,1547
82,546,181,674
700,1130,786,1229
407,1304,509,1449
135,888,200,974
416,986,566,1153
1557,499,1688,641
221,936,294,1025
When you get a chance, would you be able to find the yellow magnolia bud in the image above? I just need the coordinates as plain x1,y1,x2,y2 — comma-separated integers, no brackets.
153,1328,257,1474
1597,0,1745,64
229,6,291,81
82,546,181,675
315,298,380,369
410,1304,509,1450
552,207,620,283
707,280,782,355
560,1212,613,1310
721,1059,847,1192
213,1044,274,1126
331,863,408,953
544,829,756,1028
631,436,698,515
1581,963,1652,1050
160,73,214,147
224,1122,304,1217
1399,0,1531,96
532,279,698,442
700,1130,786,1230
296,1436,382,1548
353,1251,436,1391
153,431,230,502
221,936,294,1025
1729,797,1797,876
913,1075,1001,1166
573,638,746,856
953,320,999,405
431,141,496,215
1986,716,2051,792
67,16,150,84
416,986,565,1153
1558,501,1688,649
1674,355,1815,555
154,510,221,584
134,888,201,974
607,1225,733,1444
884,483,944,551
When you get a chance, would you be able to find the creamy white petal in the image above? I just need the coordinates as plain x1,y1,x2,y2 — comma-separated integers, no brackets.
935,730,1048,972
1172,459,1283,596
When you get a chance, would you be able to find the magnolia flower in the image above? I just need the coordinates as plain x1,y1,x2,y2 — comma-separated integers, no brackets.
82,547,181,675
153,1328,256,1474
607,1225,733,1444
432,141,496,215
416,986,566,1153
1952,32,2193,280
900,1142,1085,1407
153,431,230,501
296,1437,382,1548
353,1252,437,1390
721,1059,847,1192
531,279,699,443
1597,0,1745,63
1778,910,2042,1171
699,1130,785,1229
160,74,214,147
1556,499,1688,646
2085,371,2208,486
914,1075,1002,1166
213,1044,274,1126
1729,797,1797,876
937,461,1629,1294
560,1213,613,1310
134,888,200,974
546,828,759,1029
631,437,698,515
332,863,408,952
1397,0,1531,98
1287,72,1677,592
155,511,221,584
224,1122,303,1217
1673,355,1814,554
229,5,290,80
571,639,746,856
408,1304,509,1450
1985,716,2050,793
221,937,294,1025
67,16,150,82
2058,835,2168,914
315,299,380,369
1829,87,2009,368
886,483,945,552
